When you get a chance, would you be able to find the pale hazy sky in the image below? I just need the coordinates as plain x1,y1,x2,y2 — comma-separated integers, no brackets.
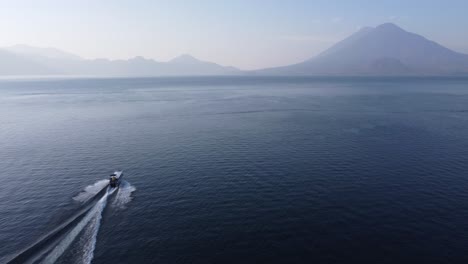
1,0,468,70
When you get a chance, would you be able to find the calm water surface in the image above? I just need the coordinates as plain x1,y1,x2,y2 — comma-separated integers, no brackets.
1,76,468,263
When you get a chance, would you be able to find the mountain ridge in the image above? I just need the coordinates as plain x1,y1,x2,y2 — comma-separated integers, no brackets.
5,44,83,61
1,23,468,76
0,48,239,76
255,23,468,76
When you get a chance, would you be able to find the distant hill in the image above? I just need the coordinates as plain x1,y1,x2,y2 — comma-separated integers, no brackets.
256,23,468,76
5,44,83,61
0,49,61,75
0,47,239,76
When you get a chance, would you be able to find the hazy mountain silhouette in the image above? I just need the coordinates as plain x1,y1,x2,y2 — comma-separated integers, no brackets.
257,23,468,75
5,44,83,61
0,47,239,76
0,49,61,75
169,54,203,64
2,23,468,76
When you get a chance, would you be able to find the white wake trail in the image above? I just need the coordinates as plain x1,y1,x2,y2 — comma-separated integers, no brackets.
77,201,107,264
73,180,109,203
42,188,115,264
112,180,136,209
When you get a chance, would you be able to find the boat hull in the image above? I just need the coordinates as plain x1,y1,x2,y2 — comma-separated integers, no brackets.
109,171,123,188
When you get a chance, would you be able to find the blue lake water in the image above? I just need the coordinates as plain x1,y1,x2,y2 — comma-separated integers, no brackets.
1,76,468,263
